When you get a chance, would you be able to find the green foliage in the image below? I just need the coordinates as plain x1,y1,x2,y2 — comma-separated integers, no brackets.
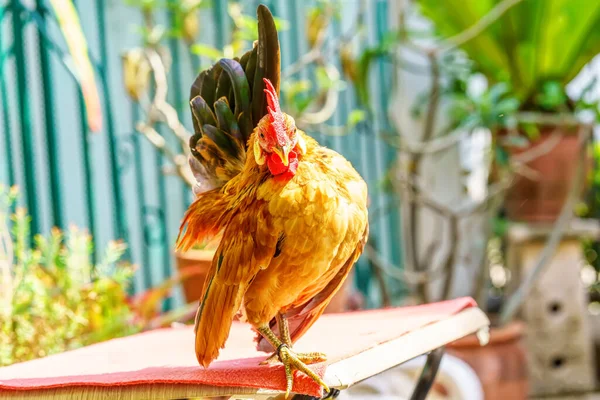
281,79,314,115
447,77,520,132
123,0,163,11
123,0,207,15
315,66,346,92
190,43,223,61
353,32,398,107
0,187,139,367
124,0,210,45
416,0,600,108
535,81,568,112
347,109,367,129
492,215,509,238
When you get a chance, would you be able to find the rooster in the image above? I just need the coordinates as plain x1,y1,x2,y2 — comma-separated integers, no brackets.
176,5,369,398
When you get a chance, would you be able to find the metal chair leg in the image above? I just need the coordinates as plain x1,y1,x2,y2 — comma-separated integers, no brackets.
293,388,340,400
409,347,445,400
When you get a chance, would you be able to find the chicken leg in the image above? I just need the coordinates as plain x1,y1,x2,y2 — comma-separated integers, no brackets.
257,314,329,398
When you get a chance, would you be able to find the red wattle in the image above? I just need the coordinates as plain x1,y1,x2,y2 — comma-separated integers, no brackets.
267,150,298,176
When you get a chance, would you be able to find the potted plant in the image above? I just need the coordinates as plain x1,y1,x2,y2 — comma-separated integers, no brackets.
417,0,600,222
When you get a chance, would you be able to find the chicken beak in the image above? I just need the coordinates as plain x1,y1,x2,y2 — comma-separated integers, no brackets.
273,145,290,166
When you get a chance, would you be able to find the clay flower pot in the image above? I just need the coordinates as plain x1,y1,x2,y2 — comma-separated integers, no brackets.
499,124,589,222
447,322,528,400
174,248,215,304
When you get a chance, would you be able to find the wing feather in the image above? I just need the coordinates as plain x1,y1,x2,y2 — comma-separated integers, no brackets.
193,200,279,367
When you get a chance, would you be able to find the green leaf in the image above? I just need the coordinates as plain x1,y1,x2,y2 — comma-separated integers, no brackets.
356,46,390,107
282,80,312,98
496,98,520,115
347,109,366,129
282,80,313,114
416,0,600,103
487,82,510,104
535,81,567,111
315,66,346,92
191,43,223,61
494,146,509,167
492,216,509,237
378,169,396,194
521,123,540,141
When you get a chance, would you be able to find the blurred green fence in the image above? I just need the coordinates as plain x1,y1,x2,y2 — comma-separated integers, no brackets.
0,0,403,307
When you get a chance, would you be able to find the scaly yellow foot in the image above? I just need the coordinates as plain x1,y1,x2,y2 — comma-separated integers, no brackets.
277,344,329,398
257,314,330,398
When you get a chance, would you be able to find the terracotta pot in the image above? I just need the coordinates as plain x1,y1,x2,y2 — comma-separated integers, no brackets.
447,322,528,400
500,124,589,222
174,249,215,304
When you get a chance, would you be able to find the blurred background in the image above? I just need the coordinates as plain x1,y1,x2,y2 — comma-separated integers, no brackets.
2,0,600,398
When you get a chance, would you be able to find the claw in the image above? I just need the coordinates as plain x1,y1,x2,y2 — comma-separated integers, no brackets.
275,344,329,399
259,352,280,365
260,348,327,367
257,320,331,398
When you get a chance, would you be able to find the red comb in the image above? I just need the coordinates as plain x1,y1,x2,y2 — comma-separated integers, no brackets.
263,78,286,146
263,78,281,115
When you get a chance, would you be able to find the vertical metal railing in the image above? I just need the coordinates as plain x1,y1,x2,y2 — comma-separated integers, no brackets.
130,104,153,290
35,0,64,230
70,0,98,252
94,0,131,258
0,5,15,189
374,0,405,297
10,0,40,238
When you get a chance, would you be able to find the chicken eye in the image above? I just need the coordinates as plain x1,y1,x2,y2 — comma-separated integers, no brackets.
259,132,265,139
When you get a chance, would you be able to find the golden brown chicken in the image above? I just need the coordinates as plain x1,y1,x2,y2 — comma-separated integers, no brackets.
176,6,369,398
